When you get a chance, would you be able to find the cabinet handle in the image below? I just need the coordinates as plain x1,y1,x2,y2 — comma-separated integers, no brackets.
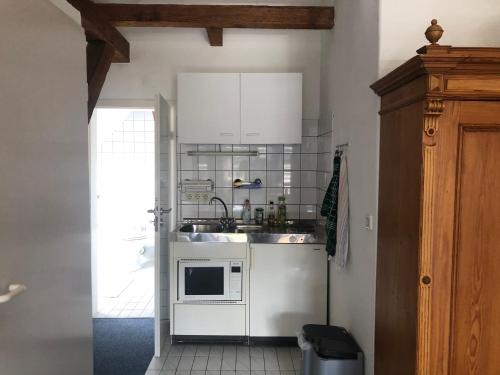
220,132,234,136
246,132,260,136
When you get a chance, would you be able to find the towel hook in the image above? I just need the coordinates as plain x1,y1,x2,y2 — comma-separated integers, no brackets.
335,142,350,150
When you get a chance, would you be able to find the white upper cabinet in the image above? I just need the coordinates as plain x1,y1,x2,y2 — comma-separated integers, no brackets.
177,73,303,144
177,73,241,144
241,73,302,144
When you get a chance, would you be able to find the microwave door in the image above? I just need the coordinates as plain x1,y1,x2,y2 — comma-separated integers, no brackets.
180,262,230,301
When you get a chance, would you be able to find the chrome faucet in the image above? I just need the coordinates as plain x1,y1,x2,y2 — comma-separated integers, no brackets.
209,196,235,232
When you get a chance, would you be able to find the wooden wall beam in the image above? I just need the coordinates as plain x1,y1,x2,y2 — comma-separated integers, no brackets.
67,0,130,63
97,4,335,30
207,28,223,47
86,41,115,121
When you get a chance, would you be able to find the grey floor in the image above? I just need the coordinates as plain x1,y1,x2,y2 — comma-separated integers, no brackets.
145,343,303,375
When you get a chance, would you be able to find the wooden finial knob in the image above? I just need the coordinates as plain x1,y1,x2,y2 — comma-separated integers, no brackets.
425,19,444,45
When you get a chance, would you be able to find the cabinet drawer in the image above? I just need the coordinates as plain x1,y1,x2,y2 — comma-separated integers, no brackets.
174,304,246,336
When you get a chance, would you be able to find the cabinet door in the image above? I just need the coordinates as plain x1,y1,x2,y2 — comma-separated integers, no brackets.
249,244,327,337
241,73,302,144
177,73,240,144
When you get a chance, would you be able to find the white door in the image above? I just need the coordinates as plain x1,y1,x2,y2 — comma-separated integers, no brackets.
153,94,174,356
241,73,303,144
177,73,241,144
0,2,92,373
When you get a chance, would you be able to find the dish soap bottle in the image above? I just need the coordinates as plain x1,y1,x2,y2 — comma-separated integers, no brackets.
277,195,287,226
242,199,252,224
267,201,276,227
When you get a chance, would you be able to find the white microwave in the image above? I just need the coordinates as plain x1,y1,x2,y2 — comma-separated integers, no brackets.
178,259,243,302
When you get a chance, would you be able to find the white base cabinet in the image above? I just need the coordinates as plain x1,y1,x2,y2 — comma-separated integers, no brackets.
174,304,246,336
249,244,327,337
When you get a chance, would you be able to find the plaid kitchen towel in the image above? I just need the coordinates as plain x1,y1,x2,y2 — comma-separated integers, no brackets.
321,150,342,257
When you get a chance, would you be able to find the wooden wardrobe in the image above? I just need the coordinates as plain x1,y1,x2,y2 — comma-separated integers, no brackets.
371,25,500,375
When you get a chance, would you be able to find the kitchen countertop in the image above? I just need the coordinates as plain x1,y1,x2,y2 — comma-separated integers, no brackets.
170,219,326,244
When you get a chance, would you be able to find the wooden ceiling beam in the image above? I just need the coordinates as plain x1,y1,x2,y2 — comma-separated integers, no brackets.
86,41,115,121
67,0,130,63
207,28,223,47
96,4,335,30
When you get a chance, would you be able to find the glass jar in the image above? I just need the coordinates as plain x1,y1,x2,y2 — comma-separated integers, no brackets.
255,208,264,225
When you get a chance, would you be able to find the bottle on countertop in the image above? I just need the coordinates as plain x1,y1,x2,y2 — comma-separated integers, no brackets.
242,199,252,224
267,201,276,227
277,195,287,226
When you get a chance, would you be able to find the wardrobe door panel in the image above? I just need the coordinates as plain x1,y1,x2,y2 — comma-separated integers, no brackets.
450,124,500,375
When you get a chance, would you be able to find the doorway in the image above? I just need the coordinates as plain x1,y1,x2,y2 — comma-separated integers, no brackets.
91,107,156,319
89,97,174,374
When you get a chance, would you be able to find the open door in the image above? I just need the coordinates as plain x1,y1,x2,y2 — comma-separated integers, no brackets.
153,94,175,356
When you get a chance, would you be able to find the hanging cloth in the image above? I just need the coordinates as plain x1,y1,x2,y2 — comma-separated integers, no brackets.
321,150,342,257
334,153,350,268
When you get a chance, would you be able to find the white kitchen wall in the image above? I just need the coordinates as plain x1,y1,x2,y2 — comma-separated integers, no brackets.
321,1,500,374
177,121,320,221
319,1,380,374
100,28,321,120
379,0,500,75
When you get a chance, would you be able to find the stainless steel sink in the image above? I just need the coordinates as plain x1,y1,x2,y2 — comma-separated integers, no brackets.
179,223,264,234
174,219,324,244
179,223,222,233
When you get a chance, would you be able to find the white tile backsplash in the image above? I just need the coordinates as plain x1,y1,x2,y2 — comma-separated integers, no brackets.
283,171,300,188
266,153,284,170
283,154,301,171
267,171,284,188
301,171,317,188
267,144,284,153
250,154,267,170
177,119,324,221
198,155,215,170
216,171,233,187
283,188,301,204
300,188,317,204
233,156,250,170
216,155,232,170
301,153,317,171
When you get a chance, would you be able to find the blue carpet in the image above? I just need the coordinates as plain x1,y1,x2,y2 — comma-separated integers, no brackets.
93,318,154,375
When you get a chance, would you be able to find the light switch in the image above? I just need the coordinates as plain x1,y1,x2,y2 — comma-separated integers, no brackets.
365,215,374,231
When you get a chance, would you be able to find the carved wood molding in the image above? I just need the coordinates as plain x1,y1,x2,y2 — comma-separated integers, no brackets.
424,99,444,137
417,144,437,375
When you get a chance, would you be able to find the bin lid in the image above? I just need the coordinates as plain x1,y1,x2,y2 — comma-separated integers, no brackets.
302,324,361,360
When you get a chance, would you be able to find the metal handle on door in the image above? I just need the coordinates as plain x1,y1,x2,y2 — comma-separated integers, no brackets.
0,284,27,304
147,208,172,215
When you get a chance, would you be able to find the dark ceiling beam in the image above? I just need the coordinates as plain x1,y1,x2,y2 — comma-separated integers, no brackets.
96,4,335,30
86,41,115,121
67,0,130,63
206,28,223,47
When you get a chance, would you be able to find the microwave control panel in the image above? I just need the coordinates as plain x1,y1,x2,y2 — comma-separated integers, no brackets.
229,261,243,300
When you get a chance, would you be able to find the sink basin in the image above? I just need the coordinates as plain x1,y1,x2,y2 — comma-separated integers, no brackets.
179,224,222,233
179,223,265,234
